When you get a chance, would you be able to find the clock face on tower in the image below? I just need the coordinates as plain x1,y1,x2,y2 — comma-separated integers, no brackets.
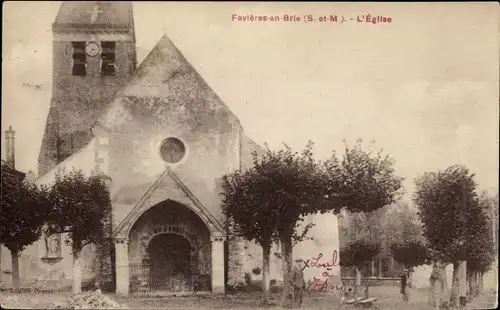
85,42,100,57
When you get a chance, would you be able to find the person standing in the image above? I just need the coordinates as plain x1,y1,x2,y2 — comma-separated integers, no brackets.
289,259,306,308
400,268,409,302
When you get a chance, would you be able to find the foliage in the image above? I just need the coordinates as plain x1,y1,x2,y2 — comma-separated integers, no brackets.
252,267,262,275
253,142,332,307
221,141,330,306
0,171,51,253
414,165,481,264
341,210,369,241
390,239,431,268
383,202,424,244
324,139,405,213
342,206,397,250
292,222,316,247
334,140,405,277
47,169,111,253
465,192,495,274
339,239,381,268
221,139,403,306
377,203,425,273
223,139,404,249
221,140,331,247
254,141,331,240
221,165,279,249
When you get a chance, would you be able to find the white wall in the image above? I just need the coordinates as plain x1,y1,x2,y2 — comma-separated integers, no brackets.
412,260,498,290
294,213,341,282
411,264,454,289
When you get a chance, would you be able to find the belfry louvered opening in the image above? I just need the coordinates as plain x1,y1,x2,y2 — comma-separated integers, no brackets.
72,41,86,76
101,41,116,76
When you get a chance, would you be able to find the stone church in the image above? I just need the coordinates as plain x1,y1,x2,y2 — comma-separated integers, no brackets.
2,2,340,296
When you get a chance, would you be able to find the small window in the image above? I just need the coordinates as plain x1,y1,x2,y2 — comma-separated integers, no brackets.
101,41,116,50
160,137,186,163
72,42,86,76
72,41,85,50
101,62,115,76
72,64,86,76
101,52,115,62
101,41,116,76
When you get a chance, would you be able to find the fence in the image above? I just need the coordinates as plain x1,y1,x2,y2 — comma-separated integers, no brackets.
129,263,211,296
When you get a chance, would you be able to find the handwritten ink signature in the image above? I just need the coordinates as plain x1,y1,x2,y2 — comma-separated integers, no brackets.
306,277,359,294
301,249,339,270
324,271,339,278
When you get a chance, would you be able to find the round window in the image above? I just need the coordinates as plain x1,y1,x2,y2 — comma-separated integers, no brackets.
160,137,186,163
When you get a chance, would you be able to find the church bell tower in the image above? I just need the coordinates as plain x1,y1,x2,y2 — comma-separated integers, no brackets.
38,1,137,176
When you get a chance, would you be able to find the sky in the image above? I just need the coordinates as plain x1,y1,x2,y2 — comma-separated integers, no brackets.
2,2,499,199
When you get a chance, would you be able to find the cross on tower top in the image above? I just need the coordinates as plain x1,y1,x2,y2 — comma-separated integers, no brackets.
89,4,104,24
53,2,133,31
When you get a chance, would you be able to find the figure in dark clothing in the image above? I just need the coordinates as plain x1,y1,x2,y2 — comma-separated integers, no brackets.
289,259,306,308
400,269,409,302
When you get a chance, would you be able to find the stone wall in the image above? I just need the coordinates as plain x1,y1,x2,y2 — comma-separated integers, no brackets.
0,236,98,288
4,138,112,289
93,240,115,290
231,213,341,287
294,213,341,282
127,204,211,273
98,36,242,229
411,264,454,289
239,241,287,285
244,240,263,281
412,262,497,290
240,134,265,170
226,236,246,287
38,36,135,176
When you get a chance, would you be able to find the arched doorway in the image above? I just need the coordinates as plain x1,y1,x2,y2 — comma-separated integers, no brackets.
148,233,193,291
127,199,214,294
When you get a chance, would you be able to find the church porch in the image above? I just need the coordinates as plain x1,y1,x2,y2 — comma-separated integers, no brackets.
113,199,225,296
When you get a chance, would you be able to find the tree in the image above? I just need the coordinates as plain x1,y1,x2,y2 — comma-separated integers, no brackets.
390,239,430,270
390,238,430,294
221,139,403,307
327,140,404,214
378,202,424,276
340,238,381,294
47,169,111,293
340,239,381,269
0,172,51,288
465,192,495,298
327,140,404,285
221,166,279,305
383,202,424,245
267,142,336,307
222,142,330,307
341,209,386,277
414,165,481,307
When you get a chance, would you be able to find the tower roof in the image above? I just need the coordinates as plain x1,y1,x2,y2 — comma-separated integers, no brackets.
53,1,134,32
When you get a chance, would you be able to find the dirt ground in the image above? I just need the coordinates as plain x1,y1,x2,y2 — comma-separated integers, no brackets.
0,286,497,309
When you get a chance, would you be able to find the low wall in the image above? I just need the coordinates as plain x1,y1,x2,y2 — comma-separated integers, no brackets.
341,277,400,286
